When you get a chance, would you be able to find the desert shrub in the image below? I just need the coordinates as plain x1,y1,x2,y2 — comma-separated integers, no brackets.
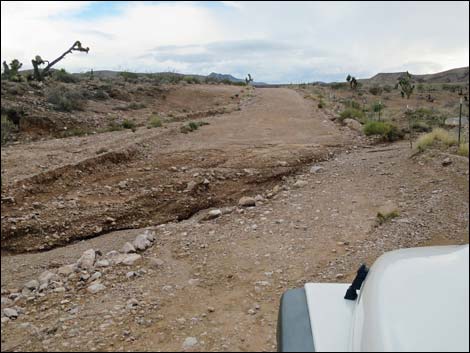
94,88,109,100
103,121,123,132
416,128,458,152
369,85,383,96
318,99,325,109
383,85,393,93
363,121,403,141
1,115,14,145
458,143,469,157
46,86,85,111
121,119,137,131
338,107,365,123
183,76,201,84
343,99,361,110
377,210,400,225
180,121,209,133
411,121,431,132
406,108,446,129
148,115,162,128
53,68,78,83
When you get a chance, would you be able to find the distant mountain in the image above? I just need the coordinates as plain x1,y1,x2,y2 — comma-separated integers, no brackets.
207,72,267,85
363,67,469,85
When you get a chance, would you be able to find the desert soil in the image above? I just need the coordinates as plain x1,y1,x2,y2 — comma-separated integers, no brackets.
1,87,469,352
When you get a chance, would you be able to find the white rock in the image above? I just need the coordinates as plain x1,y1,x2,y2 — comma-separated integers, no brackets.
206,209,222,220
239,196,256,207
310,165,324,174
77,249,96,270
87,282,106,294
133,234,151,251
293,180,308,188
344,118,363,132
143,230,156,242
121,242,136,254
24,280,39,291
182,337,198,349
38,271,56,286
90,272,102,282
96,259,110,268
58,264,76,276
122,254,142,266
3,308,18,318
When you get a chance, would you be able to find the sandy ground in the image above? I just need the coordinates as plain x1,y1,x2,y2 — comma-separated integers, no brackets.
1,87,468,352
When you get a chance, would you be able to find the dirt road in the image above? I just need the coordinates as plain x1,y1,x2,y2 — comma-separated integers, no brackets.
1,88,468,352
1,88,347,252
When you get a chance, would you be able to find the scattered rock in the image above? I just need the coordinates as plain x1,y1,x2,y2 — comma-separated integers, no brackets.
122,254,142,266
77,249,96,270
239,196,256,207
3,308,18,319
442,157,452,166
24,280,39,291
335,273,344,279
294,180,308,188
205,209,222,220
38,271,56,286
87,282,106,294
344,118,363,132
58,264,76,276
96,259,110,268
133,234,151,251
121,242,136,254
310,165,324,174
182,337,198,349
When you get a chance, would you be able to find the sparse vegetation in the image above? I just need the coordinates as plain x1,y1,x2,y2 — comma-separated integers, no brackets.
416,128,458,152
46,86,86,111
1,115,14,145
148,115,162,128
317,99,325,109
377,210,400,225
458,143,469,157
363,121,403,141
121,119,137,131
180,121,209,133
53,68,79,83
369,85,382,96
338,107,365,123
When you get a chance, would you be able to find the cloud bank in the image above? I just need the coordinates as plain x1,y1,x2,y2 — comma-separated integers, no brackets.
1,1,468,83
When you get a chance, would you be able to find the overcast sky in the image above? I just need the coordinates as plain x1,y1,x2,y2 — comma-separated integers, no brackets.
1,1,469,83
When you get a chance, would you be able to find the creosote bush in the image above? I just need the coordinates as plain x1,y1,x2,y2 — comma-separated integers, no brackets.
363,121,403,142
338,108,365,123
46,86,86,112
148,116,162,128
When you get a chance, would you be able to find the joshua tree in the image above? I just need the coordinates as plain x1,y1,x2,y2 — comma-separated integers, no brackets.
245,73,253,85
350,77,358,89
346,74,357,89
2,59,23,81
397,71,415,99
31,41,89,81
